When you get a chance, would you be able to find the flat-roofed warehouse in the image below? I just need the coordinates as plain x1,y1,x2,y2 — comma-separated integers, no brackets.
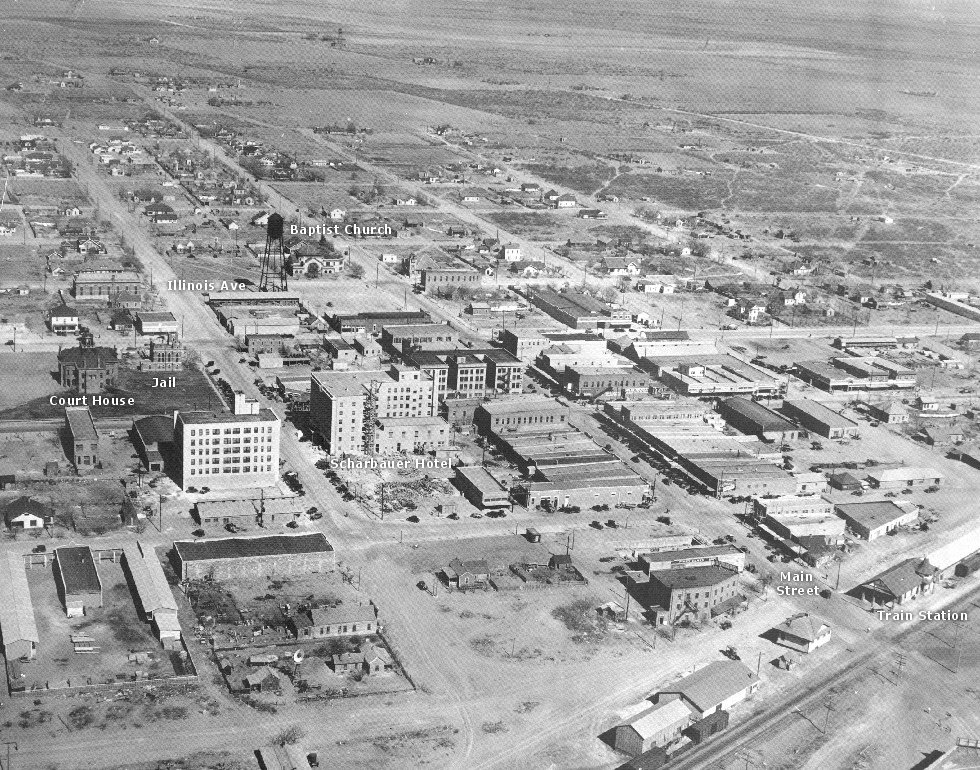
685,457,798,498
173,533,334,580
781,399,860,439
517,475,649,510
0,552,40,660
834,500,919,540
866,466,943,489
650,355,787,398
717,397,799,441
54,545,103,616
454,465,512,510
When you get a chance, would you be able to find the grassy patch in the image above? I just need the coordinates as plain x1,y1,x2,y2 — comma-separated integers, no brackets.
524,163,614,195
551,598,606,642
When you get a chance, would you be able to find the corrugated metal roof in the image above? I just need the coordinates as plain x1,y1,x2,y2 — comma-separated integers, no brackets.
0,552,39,645
123,543,177,615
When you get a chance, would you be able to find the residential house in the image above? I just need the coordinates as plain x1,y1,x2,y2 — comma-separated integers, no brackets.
868,400,909,424
2,496,53,530
444,558,491,590
774,613,831,653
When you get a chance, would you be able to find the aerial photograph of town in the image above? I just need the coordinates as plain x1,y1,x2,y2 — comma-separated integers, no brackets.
0,0,979,768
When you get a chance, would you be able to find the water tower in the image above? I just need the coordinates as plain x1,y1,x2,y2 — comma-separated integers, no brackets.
259,213,287,292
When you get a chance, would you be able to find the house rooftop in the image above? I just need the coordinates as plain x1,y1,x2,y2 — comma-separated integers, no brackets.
777,612,829,643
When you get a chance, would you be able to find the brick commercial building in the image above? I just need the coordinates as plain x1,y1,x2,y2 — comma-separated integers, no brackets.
374,416,450,454
173,391,281,491
526,288,631,332
448,353,488,397
781,399,860,439
560,366,653,398
65,406,100,472
639,545,746,574
481,349,524,394
330,310,431,334
380,322,457,353
718,397,800,441
54,545,103,616
0,552,39,660
73,270,142,300
640,565,742,625
420,267,481,294
172,533,335,581
685,456,798,498
616,399,713,427
755,495,845,542
246,333,294,356
474,396,568,436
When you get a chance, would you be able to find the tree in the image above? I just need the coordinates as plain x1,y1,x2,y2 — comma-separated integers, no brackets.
271,725,306,746
348,262,365,279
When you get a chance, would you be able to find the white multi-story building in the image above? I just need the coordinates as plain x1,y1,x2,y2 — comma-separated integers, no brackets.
174,392,280,490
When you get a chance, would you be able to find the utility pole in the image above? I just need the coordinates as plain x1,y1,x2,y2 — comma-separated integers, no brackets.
2,741,17,770
822,701,834,734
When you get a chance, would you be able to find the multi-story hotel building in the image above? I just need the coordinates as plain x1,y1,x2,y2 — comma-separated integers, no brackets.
310,365,438,456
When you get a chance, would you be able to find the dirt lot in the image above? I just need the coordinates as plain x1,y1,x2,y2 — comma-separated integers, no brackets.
19,560,184,693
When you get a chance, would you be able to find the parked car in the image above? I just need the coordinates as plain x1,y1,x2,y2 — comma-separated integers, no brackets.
590,520,604,529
